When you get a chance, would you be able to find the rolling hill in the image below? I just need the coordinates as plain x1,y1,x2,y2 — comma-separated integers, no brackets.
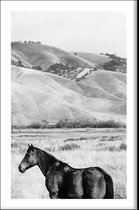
81,70,126,100
71,52,111,66
11,42,100,70
11,65,126,126
11,42,126,80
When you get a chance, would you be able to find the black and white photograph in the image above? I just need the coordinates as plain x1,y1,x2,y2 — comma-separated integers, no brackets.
11,11,127,200
1,1,137,209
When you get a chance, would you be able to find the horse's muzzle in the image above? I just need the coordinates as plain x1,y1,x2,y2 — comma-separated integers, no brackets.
18,165,25,173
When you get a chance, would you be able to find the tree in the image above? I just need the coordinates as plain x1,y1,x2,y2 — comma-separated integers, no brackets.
17,60,24,67
41,120,49,128
32,66,42,71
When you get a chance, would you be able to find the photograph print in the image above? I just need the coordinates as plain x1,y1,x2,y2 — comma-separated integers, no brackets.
11,11,127,200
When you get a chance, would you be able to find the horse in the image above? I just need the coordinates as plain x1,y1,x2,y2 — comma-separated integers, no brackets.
18,144,114,199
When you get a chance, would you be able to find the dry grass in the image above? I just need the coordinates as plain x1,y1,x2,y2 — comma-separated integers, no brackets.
11,128,126,199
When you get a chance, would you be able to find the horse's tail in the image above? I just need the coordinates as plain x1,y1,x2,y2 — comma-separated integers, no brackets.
95,167,114,199
103,173,114,199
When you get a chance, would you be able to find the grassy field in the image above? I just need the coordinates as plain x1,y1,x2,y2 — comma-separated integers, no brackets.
11,128,126,199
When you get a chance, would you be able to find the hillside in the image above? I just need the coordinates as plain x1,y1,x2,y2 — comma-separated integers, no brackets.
11,42,126,82
11,42,99,70
72,52,111,66
11,66,126,126
81,70,126,100
74,52,126,73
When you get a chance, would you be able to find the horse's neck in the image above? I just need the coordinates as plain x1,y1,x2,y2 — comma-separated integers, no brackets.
36,149,57,177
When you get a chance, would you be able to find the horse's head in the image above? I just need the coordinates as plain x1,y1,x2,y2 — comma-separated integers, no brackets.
18,144,38,173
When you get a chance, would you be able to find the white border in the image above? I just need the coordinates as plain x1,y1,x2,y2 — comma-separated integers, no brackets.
1,1,136,209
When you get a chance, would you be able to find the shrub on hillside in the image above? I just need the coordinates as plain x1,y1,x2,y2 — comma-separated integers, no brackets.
47,63,77,77
32,66,42,71
17,60,24,67
101,53,127,73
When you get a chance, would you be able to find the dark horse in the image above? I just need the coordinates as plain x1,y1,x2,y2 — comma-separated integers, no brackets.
18,144,114,199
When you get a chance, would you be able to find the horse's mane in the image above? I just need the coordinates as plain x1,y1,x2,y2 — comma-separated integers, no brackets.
34,146,57,159
34,146,72,170
34,147,67,163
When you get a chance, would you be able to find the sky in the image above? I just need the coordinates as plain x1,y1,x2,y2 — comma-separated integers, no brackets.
11,12,126,57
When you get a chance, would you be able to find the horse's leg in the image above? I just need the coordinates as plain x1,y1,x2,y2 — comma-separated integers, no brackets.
49,191,58,199
68,195,82,199
45,178,59,199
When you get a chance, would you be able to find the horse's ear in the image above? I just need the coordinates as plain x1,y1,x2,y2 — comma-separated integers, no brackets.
30,144,34,151
28,144,34,150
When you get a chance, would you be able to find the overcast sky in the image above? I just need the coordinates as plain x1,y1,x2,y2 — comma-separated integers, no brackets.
12,12,126,57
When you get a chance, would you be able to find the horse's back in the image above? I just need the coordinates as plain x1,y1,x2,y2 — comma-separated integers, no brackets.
83,167,106,199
